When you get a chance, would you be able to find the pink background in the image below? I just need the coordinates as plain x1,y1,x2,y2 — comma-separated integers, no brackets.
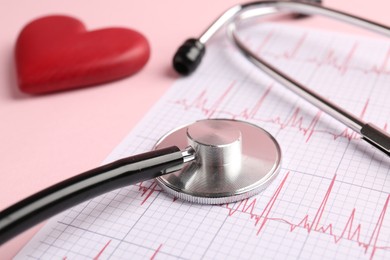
0,0,389,258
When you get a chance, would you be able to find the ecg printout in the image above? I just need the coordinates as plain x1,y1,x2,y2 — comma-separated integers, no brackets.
15,23,390,259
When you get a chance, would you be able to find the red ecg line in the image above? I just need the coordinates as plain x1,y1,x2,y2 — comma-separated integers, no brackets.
150,244,163,260
93,240,111,260
63,239,111,260
223,173,390,259
135,174,389,259
137,181,161,205
190,30,390,143
284,33,307,59
171,83,386,143
252,30,390,76
173,81,236,119
172,31,390,141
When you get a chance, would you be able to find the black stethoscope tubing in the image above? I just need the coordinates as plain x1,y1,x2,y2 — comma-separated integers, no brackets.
0,146,189,245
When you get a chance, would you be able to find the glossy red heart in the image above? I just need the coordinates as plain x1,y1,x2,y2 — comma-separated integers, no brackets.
15,15,150,94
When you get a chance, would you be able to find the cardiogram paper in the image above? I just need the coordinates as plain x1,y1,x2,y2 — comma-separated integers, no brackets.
15,22,390,259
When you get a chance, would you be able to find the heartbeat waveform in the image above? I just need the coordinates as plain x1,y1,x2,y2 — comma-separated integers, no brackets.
63,236,162,259
93,240,111,260
171,83,386,143
135,174,389,259
63,239,111,260
150,244,163,260
239,29,390,76
136,181,162,205
223,173,390,259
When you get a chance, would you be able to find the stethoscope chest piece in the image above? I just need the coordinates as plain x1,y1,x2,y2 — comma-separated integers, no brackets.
154,119,282,204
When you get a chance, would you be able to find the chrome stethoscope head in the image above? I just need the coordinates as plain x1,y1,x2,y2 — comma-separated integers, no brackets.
172,0,390,156
155,119,281,204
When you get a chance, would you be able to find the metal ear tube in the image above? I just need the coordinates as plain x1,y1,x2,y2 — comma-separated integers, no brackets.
173,0,390,156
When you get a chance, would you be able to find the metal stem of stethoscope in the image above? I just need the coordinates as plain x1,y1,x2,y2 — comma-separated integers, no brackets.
173,1,390,156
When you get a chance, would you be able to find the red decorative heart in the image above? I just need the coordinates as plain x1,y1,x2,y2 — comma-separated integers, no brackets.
15,15,150,94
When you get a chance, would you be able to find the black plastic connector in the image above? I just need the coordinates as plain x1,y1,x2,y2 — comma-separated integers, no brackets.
173,38,206,76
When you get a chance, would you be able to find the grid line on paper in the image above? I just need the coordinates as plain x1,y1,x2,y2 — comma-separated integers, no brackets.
200,214,229,259
37,197,93,258
107,187,161,258
15,23,390,260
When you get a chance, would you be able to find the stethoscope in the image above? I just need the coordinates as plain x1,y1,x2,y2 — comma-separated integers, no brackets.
1,0,389,246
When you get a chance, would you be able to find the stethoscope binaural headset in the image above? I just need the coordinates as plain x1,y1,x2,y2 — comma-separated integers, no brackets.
1,0,389,245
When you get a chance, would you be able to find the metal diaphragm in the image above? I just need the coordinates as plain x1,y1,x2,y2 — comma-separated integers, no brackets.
154,119,281,204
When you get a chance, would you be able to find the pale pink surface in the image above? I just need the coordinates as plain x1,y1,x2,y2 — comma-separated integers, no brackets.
0,0,389,258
